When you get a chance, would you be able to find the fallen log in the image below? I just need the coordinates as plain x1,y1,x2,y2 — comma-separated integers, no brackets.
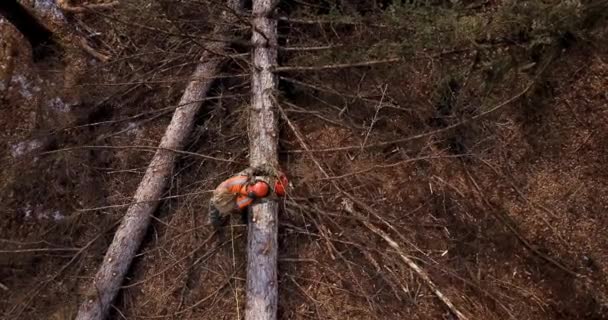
74,2,242,319
245,0,280,319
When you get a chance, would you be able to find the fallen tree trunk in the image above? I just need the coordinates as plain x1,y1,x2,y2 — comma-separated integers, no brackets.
245,0,279,319
75,52,221,320
74,2,242,319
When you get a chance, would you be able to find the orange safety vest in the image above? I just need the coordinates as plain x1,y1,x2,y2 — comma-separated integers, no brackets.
214,175,254,211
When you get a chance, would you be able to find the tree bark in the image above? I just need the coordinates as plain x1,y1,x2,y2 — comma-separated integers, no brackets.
245,0,279,319
74,2,242,319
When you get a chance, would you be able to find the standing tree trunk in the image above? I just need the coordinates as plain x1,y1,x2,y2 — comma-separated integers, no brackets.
245,0,279,319
75,2,242,319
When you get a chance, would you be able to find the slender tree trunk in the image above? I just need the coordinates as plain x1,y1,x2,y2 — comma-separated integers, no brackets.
75,2,242,319
245,0,279,319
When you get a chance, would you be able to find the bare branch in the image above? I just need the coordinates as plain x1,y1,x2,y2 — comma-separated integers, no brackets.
273,58,401,72
358,217,470,320
60,1,120,13
277,16,388,28
42,145,242,164
279,44,342,51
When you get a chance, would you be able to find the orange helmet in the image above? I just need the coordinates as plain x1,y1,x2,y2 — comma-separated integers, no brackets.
247,181,270,198
274,173,289,197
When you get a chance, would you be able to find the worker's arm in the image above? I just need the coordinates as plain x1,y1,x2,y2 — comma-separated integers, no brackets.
235,195,254,210
217,176,249,194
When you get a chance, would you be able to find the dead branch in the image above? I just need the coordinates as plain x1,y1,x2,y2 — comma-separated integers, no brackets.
78,37,110,62
282,100,359,129
359,217,469,320
74,2,243,319
320,154,468,181
245,0,280,318
277,16,387,28
280,76,409,112
273,57,401,72
360,84,387,150
0,247,80,253
60,1,120,13
75,190,214,213
279,44,343,51
79,73,250,86
42,145,242,164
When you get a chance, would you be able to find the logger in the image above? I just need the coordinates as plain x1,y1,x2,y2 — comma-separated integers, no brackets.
208,165,289,227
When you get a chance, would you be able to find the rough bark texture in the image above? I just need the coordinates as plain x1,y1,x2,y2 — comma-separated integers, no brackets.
74,2,242,318
246,0,279,319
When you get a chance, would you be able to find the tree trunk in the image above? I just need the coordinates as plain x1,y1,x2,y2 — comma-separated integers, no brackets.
245,0,279,319
75,2,242,319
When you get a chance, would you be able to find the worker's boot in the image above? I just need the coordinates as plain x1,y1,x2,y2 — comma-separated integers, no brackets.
207,206,227,228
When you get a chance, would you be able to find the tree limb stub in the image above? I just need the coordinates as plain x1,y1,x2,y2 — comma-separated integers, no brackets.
245,0,279,319
74,1,243,319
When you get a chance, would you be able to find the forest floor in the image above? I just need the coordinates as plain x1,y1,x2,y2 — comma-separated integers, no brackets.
1,1,608,319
